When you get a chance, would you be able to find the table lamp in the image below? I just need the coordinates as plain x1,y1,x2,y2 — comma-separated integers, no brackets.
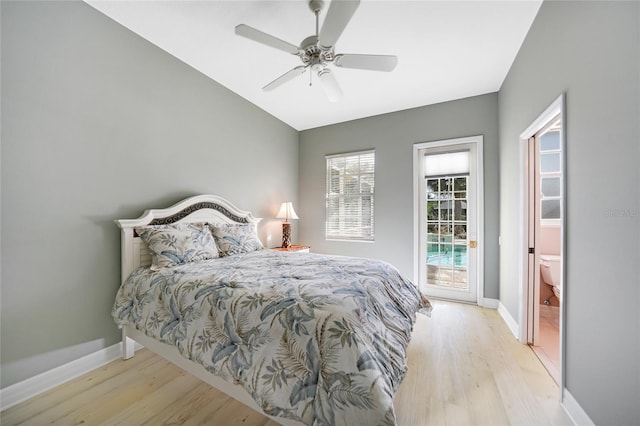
276,202,299,248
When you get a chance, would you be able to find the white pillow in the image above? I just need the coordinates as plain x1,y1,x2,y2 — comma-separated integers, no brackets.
209,223,263,257
136,223,219,270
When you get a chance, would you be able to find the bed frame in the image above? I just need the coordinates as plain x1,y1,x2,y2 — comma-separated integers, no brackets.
115,194,301,426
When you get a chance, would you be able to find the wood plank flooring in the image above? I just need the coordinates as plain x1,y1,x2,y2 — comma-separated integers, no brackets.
1,300,573,425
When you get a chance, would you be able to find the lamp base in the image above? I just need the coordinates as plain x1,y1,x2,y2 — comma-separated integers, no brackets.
282,222,291,248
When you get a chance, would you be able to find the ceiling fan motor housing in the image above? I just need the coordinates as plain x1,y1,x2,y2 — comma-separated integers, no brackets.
300,35,335,70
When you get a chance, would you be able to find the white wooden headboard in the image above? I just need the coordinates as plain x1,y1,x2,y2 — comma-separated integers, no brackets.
115,195,262,283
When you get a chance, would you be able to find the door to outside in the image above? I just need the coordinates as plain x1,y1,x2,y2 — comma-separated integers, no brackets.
414,136,482,303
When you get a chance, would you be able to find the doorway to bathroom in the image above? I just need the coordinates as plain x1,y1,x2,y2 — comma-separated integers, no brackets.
521,95,565,386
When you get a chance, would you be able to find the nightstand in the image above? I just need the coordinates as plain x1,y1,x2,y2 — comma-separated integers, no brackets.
271,245,310,253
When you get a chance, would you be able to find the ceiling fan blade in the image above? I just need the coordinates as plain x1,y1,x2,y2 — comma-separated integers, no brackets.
235,24,299,55
262,66,307,91
334,54,398,72
318,69,343,102
318,0,360,49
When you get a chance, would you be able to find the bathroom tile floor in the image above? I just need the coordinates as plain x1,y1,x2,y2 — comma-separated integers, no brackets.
532,305,560,383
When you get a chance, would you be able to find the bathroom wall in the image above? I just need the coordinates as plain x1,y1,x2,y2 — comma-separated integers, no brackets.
539,225,561,255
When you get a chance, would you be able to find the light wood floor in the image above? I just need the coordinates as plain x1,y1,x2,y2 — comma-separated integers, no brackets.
1,300,573,426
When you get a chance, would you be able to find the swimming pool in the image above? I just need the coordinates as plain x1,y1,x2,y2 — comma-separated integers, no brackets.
427,247,467,268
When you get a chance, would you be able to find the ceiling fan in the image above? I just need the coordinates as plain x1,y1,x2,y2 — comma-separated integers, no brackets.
235,0,397,102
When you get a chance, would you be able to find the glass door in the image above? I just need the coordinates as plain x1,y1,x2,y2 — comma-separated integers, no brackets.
426,176,469,289
415,137,481,303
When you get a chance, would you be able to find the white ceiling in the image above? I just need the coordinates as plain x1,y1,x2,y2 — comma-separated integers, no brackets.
85,0,542,131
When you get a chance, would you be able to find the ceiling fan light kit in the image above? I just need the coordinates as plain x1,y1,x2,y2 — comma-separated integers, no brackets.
235,0,397,102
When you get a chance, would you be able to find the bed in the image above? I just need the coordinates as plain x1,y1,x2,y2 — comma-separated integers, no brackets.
113,194,431,426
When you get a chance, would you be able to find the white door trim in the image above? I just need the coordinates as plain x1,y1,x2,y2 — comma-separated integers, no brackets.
413,135,484,304
517,93,566,395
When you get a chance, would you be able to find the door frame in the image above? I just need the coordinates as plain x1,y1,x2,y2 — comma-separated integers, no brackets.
518,93,566,394
413,135,484,304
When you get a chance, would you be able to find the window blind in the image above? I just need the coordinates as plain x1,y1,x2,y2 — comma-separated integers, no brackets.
424,150,470,177
325,150,375,241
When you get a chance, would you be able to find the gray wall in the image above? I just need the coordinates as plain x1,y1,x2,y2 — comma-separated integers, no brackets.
1,0,298,387
299,94,500,297
498,1,639,424
4,2,638,423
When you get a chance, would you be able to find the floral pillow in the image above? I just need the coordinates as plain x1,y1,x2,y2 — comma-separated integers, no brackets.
136,223,219,270
209,223,264,257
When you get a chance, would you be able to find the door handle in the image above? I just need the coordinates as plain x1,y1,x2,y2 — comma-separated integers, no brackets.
469,240,477,248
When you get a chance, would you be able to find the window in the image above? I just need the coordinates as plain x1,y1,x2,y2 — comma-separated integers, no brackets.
539,128,562,221
326,150,375,241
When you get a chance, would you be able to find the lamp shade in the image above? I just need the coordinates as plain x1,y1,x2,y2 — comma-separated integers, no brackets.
276,202,299,221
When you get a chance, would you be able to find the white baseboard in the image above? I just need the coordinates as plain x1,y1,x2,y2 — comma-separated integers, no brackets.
497,301,520,339
0,341,142,411
562,388,595,426
480,297,499,309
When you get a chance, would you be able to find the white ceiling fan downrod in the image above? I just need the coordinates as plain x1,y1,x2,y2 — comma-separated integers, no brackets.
304,0,334,88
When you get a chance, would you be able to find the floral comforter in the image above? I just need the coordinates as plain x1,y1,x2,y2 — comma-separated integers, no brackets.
113,250,431,425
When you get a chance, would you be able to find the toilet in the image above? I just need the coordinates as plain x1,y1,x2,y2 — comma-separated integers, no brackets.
540,254,561,303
